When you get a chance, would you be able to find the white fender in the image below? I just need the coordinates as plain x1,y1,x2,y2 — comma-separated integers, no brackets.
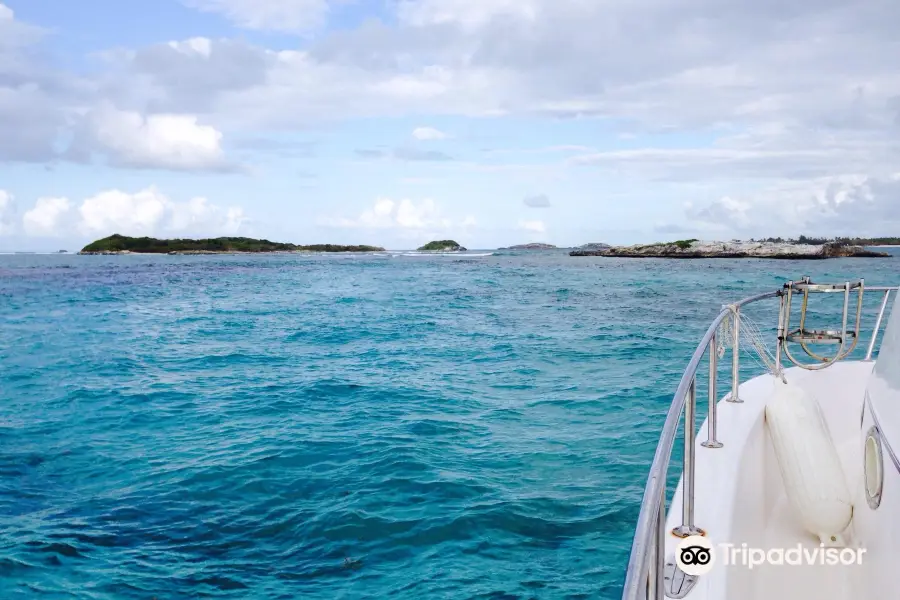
765,380,853,545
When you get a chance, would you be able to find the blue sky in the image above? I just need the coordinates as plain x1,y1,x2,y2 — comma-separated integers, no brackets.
1,0,899,250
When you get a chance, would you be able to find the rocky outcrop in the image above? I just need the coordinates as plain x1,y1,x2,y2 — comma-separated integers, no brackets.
569,240,891,259
575,243,612,252
502,243,557,250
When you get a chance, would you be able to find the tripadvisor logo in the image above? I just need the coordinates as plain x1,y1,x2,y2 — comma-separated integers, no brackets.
675,536,715,575
675,535,866,575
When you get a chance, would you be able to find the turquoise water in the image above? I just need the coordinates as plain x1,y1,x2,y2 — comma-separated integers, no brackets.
1,251,898,599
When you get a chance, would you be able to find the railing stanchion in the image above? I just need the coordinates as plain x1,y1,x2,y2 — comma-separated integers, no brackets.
655,484,665,599
775,290,787,376
673,377,704,537
703,335,723,448
866,290,891,361
727,306,742,403
647,486,664,600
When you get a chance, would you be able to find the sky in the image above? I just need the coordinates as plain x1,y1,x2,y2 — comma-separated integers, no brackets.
0,0,899,251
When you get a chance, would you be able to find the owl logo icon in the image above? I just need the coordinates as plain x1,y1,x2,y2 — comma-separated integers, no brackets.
675,535,715,575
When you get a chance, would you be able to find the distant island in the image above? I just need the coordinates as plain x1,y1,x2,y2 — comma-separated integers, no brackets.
417,240,467,252
570,239,891,259
575,243,611,251
73,233,899,257
80,234,385,254
501,243,557,250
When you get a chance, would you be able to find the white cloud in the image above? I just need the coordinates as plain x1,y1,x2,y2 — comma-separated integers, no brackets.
78,187,246,238
518,219,546,233
167,37,212,57
0,84,74,162
0,190,16,235
183,0,330,33
87,0,897,186
167,197,246,234
8,1,900,135
412,126,448,140
0,14,238,172
22,197,72,237
0,6,71,163
323,197,447,229
78,188,169,236
94,0,899,193
568,141,892,183
356,146,454,161
396,0,539,30
1,188,247,239
79,106,234,172
4,0,900,239
319,197,476,232
686,173,900,237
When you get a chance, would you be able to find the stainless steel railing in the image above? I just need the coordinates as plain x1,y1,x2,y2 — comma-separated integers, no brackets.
866,289,893,361
621,284,898,600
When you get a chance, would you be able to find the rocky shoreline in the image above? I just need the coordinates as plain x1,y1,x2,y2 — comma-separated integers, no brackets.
500,243,557,250
569,240,891,259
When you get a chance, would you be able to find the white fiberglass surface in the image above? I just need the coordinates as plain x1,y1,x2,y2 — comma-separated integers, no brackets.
662,361,885,600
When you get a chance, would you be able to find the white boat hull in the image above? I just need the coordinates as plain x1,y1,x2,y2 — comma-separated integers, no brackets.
664,361,879,600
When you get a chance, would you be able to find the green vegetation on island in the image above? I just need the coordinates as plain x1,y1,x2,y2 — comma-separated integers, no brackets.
80,234,385,254
753,235,900,246
417,240,467,251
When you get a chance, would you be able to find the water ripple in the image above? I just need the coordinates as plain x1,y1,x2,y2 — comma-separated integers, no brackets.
1,250,897,598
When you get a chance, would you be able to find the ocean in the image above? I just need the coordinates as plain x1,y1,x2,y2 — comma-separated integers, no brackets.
1,250,898,599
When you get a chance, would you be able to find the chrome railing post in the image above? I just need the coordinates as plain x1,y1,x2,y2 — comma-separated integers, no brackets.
655,484,665,599
840,281,851,346
866,290,891,361
727,306,742,403
775,290,787,375
647,484,665,600
703,334,723,448
673,377,703,537
647,531,657,600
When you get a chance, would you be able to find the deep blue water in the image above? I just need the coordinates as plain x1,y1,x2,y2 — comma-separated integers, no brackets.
1,250,898,599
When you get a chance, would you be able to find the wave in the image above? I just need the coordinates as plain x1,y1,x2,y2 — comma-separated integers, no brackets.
4,251,897,598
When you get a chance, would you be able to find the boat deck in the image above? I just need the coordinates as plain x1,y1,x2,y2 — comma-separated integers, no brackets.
664,361,873,600
756,438,864,600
